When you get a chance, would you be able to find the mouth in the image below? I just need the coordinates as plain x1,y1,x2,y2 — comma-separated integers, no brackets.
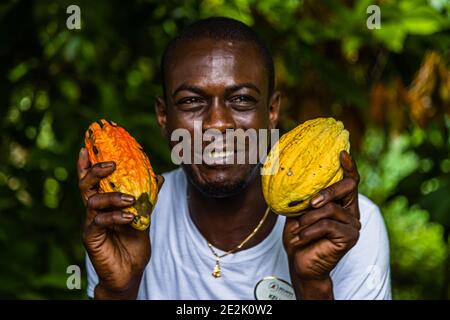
209,149,235,159
203,148,236,166
189,142,257,167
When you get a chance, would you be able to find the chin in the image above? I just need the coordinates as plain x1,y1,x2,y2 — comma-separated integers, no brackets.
183,163,260,198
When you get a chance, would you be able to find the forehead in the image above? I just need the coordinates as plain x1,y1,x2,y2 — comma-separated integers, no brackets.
166,39,267,92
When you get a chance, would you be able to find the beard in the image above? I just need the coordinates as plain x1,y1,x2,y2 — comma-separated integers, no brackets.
184,163,261,198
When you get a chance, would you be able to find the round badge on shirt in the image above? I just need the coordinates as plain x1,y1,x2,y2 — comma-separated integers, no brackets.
254,276,296,300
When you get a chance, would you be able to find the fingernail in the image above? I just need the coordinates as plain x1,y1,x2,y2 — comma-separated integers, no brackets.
290,236,300,244
100,162,115,168
291,221,300,231
121,194,135,203
80,148,87,156
311,194,324,207
122,212,134,220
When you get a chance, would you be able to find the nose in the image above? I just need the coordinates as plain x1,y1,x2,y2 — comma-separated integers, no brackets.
203,97,235,133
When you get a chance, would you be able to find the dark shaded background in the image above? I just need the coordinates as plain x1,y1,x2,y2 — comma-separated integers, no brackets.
0,0,449,299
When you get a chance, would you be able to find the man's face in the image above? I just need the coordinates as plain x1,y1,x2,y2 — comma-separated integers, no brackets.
156,38,280,197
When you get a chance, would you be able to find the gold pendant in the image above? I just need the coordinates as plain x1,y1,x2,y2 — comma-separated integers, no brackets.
212,260,221,278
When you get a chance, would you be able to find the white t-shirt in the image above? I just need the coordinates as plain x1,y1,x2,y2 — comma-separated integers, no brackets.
86,168,391,300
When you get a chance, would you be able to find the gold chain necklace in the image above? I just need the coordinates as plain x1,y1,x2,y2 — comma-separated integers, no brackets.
207,206,271,278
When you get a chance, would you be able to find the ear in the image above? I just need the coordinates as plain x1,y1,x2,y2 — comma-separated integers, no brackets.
155,96,168,137
268,91,281,130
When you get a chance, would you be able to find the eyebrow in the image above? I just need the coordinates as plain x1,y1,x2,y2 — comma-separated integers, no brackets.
225,83,261,96
172,84,206,97
171,82,261,98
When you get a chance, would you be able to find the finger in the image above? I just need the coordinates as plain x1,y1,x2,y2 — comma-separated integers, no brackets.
285,217,301,234
78,161,116,193
87,192,135,210
340,150,360,182
289,219,359,248
310,178,357,208
93,210,135,228
291,203,361,234
284,218,302,254
83,210,135,247
156,175,165,191
77,148,90,180
339,151,360,213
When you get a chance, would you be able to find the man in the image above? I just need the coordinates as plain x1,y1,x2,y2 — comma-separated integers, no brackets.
77,17,391,300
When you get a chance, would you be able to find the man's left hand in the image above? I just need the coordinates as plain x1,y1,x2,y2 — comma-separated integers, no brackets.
283,150,361,299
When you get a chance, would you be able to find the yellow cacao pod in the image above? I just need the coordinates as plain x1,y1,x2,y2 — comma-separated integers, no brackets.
262,117,350,217
84,119,158,231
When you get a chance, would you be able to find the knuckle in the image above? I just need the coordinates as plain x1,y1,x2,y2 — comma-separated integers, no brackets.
286,217,298,229
78,179,86,191
355,168,361,181
111,193,126,208
92,162,103,169
351,229,360,246
320,219,332,229
91,164,102,176
296,215,308,227
322,188,335,201
94,213,107,226
114,192,124,201
93,214,101,225
325,202,337,212
111,211,121,223
86,195,97,208
320,188,330,199
108,192,123,206
355,219,362,230
298,229,307,240
353,169,361,183
348,178,358,190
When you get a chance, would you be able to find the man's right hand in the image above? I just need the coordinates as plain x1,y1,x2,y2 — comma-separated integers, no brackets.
77,147,164,299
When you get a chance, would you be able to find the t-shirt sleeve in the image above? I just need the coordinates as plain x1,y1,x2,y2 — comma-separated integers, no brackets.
85,254,99,299
330,195,392,300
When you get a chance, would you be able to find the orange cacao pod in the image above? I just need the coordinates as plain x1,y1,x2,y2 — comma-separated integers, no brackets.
84,119,158,231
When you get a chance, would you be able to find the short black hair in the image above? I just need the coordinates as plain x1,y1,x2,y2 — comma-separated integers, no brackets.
160,17,275,100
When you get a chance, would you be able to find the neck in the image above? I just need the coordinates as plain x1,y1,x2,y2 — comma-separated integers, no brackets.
186,169,277,252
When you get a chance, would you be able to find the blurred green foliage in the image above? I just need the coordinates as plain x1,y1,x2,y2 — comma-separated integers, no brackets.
0,0,449,299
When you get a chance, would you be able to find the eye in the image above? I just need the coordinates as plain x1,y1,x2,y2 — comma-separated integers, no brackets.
230,95,257,104
229,95,258,111
175,96,206,111
178,97,204,105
